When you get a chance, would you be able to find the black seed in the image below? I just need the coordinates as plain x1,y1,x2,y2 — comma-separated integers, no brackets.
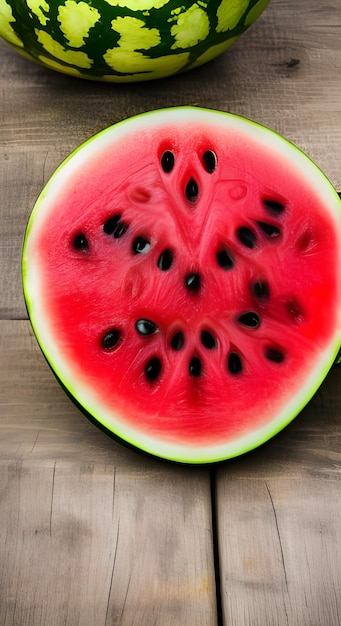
101,329,121,350
171,331,184,351
202,150,217,173
157,249,173,271
252,279,270,301
257,221,281,238
237,312,260,328
189,356,202,377
132,237,151,254
265,347,285,363
185,272,201,292
161,150,175,173
201,330,216,349
185,178,199,203
263,199,285,216
135,319,158,336
216,248,234,270
113,221,128,238
103,214,121,234
145,357,162,382
227,352,242,374
73,232,89,252
237,226,257,249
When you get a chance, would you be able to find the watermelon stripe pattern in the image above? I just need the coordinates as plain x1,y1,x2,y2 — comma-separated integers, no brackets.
0,0,270,81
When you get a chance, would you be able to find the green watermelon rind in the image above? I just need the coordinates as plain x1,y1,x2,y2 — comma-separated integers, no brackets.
1,0,270,81
22,107,341,464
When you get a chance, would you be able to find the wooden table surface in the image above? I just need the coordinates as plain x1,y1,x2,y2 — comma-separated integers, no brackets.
1,1,340,624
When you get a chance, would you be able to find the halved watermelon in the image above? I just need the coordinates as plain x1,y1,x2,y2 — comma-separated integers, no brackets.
22,107,341,464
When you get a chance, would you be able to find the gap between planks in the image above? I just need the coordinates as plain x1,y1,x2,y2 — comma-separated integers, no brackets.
210,466,224,626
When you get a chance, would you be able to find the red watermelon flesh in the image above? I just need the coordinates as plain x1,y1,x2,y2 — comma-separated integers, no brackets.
22,108,341,463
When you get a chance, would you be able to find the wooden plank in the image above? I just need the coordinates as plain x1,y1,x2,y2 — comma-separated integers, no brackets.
1,0,340,320
0,320,217,625
217,473,341,626
216,368,341,626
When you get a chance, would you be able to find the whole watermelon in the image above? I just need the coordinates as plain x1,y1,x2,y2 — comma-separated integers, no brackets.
0,0,270,81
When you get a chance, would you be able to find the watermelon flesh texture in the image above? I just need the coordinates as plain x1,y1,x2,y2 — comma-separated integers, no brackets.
22,108,341,463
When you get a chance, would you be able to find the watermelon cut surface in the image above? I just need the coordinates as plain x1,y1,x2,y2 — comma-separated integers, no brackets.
22,107,341,463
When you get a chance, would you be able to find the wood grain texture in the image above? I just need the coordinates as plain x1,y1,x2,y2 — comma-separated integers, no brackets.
217,474,341,626
216,368,341,626
0,461,216,625
0,321,216,625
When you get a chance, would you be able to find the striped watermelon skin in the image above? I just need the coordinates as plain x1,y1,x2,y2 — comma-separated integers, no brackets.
0,0,270,81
